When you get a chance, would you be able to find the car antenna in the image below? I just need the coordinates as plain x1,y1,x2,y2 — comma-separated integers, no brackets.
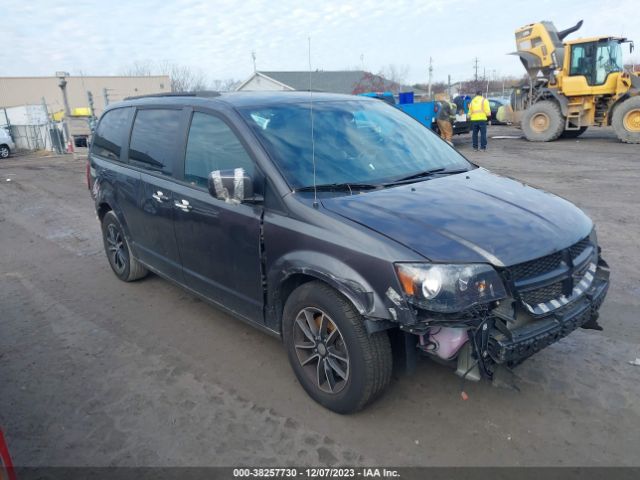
308,36,318,208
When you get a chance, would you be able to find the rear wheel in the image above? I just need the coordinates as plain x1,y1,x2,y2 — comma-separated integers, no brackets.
522,100,565,142
560,126,588,139
283,281,392,414
101,211,148,282
612,97,640,144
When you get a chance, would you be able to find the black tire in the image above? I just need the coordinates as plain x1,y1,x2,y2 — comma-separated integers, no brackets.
560,126,588,139
283,281,392,414
612,96,640,144
0,145,10,159
521,100,565,142
101,211,148,282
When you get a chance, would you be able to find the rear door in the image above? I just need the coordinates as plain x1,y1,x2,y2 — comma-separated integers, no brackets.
172,109,264,323
127,107,186,280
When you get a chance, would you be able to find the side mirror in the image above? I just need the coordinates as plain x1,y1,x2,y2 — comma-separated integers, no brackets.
208,168,258,204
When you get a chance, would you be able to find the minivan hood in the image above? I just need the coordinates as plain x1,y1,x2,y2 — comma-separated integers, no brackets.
321,168,593,266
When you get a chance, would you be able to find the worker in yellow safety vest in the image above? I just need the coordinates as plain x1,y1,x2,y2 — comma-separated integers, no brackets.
468,90,491,151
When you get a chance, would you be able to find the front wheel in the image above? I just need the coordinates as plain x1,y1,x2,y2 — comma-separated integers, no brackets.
0,145,10,158
521,100,565,142
283,281,392,413
612,96,640,144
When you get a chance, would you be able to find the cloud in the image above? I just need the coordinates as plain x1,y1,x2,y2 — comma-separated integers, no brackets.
3,0,639,84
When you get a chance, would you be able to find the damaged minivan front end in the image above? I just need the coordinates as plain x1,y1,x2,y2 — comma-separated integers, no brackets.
391,229,609,381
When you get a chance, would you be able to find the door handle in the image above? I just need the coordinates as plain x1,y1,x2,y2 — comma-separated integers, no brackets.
152,190,170,203
174,199,192,212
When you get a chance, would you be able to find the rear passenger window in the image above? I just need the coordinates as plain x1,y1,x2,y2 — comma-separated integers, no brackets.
184,112,255,188
129,109,182,175
92,107,131,161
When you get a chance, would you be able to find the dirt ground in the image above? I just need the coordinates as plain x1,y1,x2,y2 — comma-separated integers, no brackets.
1,125,639,467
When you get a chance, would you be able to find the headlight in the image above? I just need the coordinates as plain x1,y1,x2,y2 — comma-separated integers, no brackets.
394,263,507,313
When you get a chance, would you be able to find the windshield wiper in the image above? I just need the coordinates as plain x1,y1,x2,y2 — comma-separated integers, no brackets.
295,183,380,192
386,168,469,185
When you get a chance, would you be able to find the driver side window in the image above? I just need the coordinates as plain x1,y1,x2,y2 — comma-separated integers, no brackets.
184,112,255,188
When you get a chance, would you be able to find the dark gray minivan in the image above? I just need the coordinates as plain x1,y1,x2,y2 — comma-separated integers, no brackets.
88,92,609,413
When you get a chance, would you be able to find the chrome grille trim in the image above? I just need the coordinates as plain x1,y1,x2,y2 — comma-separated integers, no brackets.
521,262,597,315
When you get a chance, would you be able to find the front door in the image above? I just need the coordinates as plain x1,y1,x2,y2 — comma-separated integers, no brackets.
172,110,264,323
127,107,185,280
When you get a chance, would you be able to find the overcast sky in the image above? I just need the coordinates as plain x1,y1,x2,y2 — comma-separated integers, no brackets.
5,0,639,85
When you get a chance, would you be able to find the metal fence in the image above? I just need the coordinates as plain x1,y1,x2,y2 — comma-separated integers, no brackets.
6,123,65,153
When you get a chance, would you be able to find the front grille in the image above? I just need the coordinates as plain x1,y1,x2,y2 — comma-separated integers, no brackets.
520,282,563,305
570,237,590,259
507,235,595,314
509,251,563,282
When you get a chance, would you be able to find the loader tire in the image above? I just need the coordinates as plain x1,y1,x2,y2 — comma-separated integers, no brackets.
560,126,588,139
612,96,640,144
522,100,565,142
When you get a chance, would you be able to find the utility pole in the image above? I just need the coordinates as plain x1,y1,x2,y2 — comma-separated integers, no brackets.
427,57,433,99
103,88,110,107
360,54,365,71
447,74,451,99
251,51,257,73
57,72,72,152
473,57,479,82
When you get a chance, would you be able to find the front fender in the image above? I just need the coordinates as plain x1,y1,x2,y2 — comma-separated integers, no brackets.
267,250,414,333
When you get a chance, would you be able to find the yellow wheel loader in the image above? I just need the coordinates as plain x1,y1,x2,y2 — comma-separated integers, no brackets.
512,20,640,143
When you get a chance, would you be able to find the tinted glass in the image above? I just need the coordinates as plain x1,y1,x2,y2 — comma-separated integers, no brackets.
129,109,182,175
92,107,131,161
570,43,591,81
595,41,623,84
184,112,255,187
239,100,471,189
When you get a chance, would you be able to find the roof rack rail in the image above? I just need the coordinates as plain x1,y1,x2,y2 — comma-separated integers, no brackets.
124,91,221,101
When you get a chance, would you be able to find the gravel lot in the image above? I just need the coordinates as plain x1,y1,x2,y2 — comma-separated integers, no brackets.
1,125,639,467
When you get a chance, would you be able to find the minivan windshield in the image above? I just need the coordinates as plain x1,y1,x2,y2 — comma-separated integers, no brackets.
238,99,472,189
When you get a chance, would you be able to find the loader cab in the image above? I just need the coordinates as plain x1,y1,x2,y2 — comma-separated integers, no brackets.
567,38,625,86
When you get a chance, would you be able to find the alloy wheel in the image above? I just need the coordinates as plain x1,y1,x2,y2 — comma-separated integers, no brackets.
0,147,9,158
293,307,350,394
106,223,127,274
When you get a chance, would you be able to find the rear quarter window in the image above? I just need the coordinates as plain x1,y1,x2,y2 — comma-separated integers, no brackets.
91,107,132,161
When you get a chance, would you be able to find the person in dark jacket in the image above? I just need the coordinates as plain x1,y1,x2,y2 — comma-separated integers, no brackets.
435,94,454,145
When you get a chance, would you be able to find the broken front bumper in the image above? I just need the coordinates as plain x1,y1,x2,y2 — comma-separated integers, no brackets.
487,260,610,367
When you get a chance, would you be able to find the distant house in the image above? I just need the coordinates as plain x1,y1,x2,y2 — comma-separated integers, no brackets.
236,70,425,95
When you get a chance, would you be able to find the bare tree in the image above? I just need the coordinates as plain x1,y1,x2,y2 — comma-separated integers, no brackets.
351,72,402,94
120,61,155,77
211,78,241,92
624,57,639,72
120,61,223,92
377,64,410,86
